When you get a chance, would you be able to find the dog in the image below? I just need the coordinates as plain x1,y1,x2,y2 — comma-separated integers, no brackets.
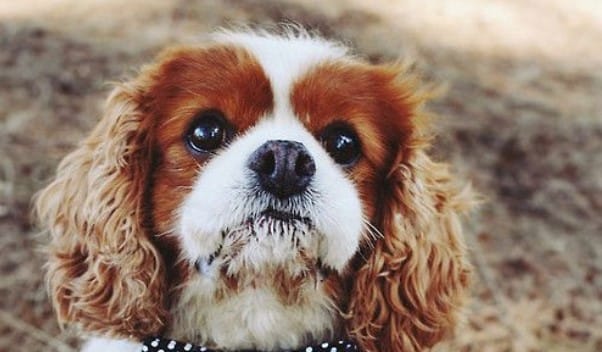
35,27,474,352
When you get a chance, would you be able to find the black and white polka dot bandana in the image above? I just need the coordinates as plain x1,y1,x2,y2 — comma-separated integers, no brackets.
141,336,359,352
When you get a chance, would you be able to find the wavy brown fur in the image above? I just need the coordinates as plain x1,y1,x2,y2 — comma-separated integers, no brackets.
348,144,474,351
34,84,168,339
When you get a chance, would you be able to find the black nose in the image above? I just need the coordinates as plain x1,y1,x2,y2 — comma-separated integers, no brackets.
247,140,316,198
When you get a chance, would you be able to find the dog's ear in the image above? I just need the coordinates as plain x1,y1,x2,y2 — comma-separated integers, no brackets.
34,83,168,338
349,150,473,351
346,66,474,351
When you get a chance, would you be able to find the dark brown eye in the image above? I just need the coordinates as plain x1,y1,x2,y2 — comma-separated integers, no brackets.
185,110,230,153
321,123,361,166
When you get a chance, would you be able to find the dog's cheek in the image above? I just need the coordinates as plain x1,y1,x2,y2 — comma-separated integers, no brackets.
146,145,202,291
151,144,199,235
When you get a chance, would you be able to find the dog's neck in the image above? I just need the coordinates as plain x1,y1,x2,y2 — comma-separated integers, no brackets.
168,279,343,351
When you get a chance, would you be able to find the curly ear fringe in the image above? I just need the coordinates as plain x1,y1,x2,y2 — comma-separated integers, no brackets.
348,150,475,352
34,85,168,338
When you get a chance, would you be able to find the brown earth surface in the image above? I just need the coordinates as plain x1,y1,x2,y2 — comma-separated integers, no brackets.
1,1,601,351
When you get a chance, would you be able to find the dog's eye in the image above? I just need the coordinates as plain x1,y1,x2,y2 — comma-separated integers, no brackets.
321,124,361,166
186,110,230,153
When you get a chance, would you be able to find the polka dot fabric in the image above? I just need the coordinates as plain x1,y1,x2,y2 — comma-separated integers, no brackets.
141,336,359,352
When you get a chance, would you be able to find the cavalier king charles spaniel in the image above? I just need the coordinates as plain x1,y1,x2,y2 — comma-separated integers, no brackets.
35,27,474,352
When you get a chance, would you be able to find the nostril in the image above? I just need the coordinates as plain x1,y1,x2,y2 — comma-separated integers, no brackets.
295,153,315,177
259,150,276,176
248,144,276,176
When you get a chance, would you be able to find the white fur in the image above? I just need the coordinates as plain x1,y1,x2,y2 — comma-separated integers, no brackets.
82,338,140,352
170,279,338,351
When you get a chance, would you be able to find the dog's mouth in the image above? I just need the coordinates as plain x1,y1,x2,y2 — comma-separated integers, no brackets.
257,207,312,226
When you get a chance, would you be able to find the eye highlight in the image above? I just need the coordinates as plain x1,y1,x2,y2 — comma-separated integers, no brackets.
185,109,231,154
320,123,361,166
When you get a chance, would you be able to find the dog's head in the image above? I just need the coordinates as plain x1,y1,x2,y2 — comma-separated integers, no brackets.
36,28,473,351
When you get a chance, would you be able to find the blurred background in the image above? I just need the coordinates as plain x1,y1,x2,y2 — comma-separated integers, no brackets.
0,0,600,351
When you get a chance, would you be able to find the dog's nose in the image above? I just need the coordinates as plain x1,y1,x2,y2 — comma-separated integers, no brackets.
247,140,316,198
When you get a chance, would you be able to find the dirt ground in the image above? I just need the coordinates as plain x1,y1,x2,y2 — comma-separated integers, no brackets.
1,1,601,351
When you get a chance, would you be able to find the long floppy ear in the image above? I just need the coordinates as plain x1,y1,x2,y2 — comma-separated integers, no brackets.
348,144,474,351
34,83,168,338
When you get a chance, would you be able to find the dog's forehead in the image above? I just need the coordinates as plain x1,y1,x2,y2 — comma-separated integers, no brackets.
212,32,397,167
213,30,350,119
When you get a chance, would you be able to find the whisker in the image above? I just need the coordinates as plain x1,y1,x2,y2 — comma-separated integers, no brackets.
362,218,383,242
353,218,383,262
155,229,176,238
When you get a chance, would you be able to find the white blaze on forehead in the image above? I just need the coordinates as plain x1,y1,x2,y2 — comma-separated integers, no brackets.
212,29,350,119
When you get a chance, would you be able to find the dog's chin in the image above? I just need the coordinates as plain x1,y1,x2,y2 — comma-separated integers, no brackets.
194,207,327,282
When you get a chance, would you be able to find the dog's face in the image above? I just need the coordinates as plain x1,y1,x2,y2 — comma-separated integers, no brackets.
177,112,364,277
151,36,404,276
36,30,473,352
154,45,365,277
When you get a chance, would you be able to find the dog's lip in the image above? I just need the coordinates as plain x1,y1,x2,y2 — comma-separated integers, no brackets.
258,207,312,225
